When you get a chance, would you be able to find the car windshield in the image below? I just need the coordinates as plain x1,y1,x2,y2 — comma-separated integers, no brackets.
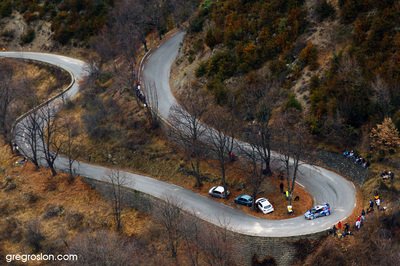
310,208,317,213
265,205,272,209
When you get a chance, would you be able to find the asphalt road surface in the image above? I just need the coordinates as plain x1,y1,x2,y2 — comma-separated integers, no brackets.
1,35,356,237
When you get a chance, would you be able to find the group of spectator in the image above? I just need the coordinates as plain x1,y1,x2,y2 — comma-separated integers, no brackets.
380,170,395,182
135,83,147,106
331,192,385,238
355,209,366,230
342,150,370,168
330,220,351,238
367,192,385,213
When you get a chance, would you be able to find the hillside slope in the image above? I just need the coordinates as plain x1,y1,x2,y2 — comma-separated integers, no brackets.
174,0,400,150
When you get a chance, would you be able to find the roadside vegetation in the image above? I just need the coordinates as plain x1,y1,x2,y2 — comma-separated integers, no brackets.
1,143,234,266
0,58,69,146
0,0,198,48
171,0,400,263
1,0,399,265
177,0,400,155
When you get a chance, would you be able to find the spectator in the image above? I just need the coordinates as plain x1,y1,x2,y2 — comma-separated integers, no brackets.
287,205,293,215
355,216,361,230
337,221,342,232
367,199,374,213
331,224,337,236
279,183,284,193
343,223,350,236
375,198,381,211
374,192,380,201
342,149,370,168
381,170,389,179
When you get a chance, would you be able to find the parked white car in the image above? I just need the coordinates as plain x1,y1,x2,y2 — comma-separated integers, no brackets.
255,198,274,214
208,186,230,199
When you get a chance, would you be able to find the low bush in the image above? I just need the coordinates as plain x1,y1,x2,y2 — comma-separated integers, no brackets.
23,192,39,204
43,205,64,219
196,62,207,77
1,29,15,40
66,212,84,230
20,28,36,44
315,0,336,22
285,94,302,111
0,217,22,243
25,220,45,252
0,0,12,18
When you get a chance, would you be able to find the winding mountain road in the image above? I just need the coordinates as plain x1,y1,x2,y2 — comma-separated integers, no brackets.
0,32,356,237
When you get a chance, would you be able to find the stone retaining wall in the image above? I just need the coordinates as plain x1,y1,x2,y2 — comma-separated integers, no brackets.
83,177,325,266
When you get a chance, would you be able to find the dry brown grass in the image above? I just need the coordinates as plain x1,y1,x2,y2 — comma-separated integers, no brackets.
5,58,68,101
0,144,150,256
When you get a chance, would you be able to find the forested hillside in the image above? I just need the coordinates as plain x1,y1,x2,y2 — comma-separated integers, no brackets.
180,0,400,150
0,0,198,47
0,0,113,45
309,0,400,145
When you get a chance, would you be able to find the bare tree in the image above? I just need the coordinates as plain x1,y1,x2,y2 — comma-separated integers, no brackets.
66,230,142,266
106,170,126,232
372,76,392,118
169,0,199,27
0,62,14,147
61,118,81,182
274,110,311,206
147,0,168,40
155,195,182,259
113,0,150,52
168,88,208,187
16,110,41,169
92,3,140,100
237,74,277,176
37,103,63,176
251,102,273,176
206,109,235,198
0,61,34,149
239,142,265,210
180,211,201,266
199,214,235,266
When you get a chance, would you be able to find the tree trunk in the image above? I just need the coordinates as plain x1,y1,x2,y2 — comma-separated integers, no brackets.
191,159,202,188
221,160,227,197
50,165,57,177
